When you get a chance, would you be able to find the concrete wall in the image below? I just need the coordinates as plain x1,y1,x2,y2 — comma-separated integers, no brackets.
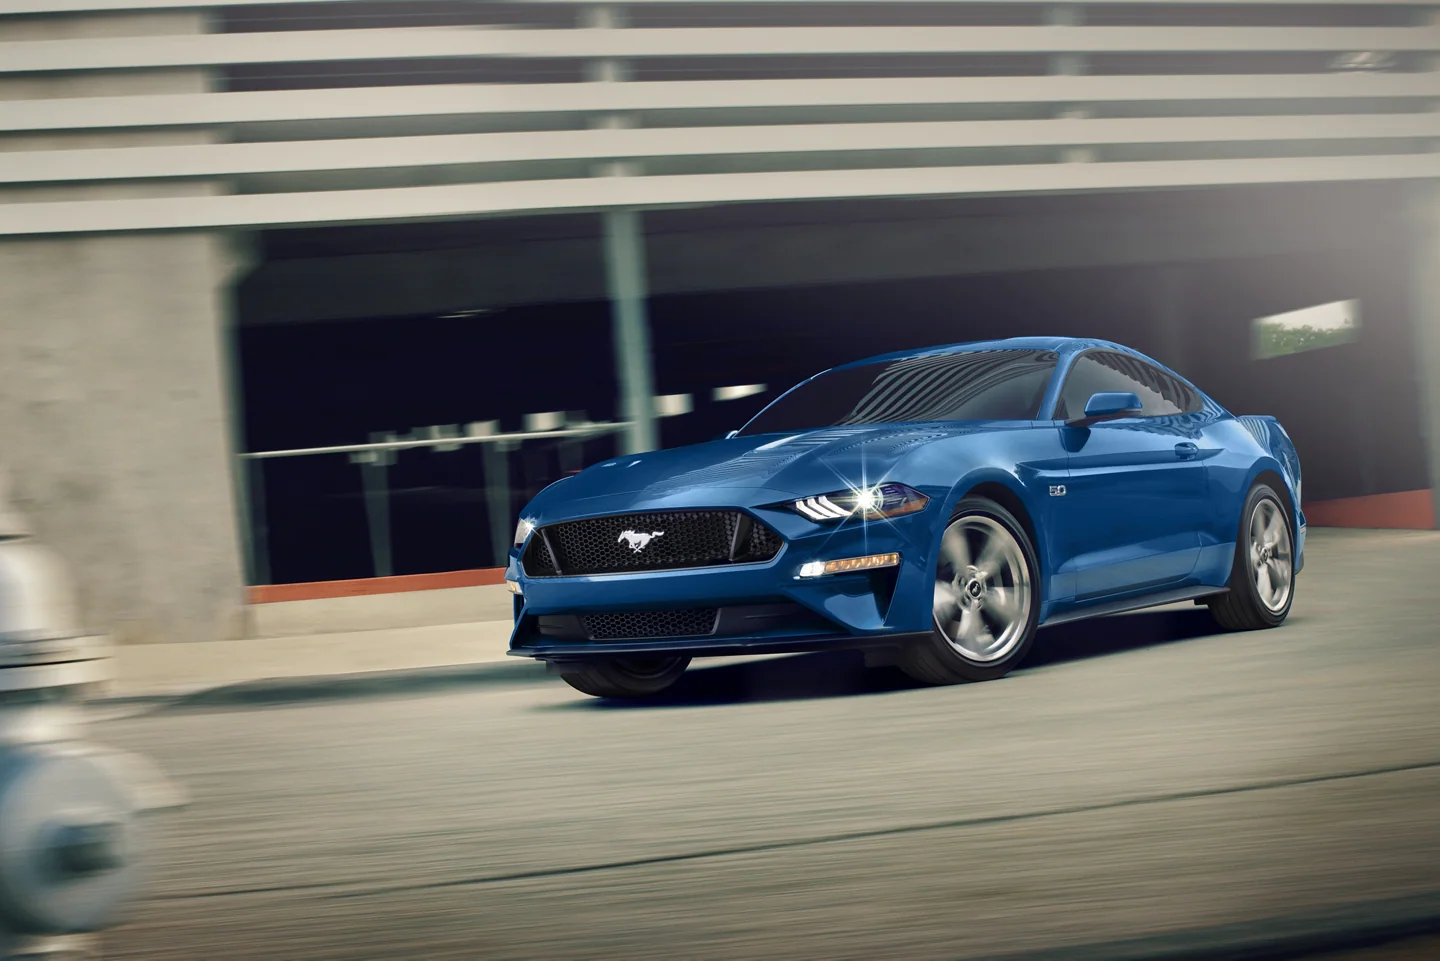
0,11,247,643
0,232,249,643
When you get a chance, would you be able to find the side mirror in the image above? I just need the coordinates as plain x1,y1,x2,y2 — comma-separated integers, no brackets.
1068,391,1143,427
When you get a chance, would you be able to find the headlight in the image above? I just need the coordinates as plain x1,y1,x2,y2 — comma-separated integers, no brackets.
513,518,535,547
789,483,928,522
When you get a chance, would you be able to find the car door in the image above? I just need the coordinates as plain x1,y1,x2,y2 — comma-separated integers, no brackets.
1050,351,1209,600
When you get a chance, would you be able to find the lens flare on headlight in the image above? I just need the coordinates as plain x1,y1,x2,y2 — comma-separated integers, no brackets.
789,483,928,522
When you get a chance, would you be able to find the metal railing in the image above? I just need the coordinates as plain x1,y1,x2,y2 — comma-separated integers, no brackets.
238,416,629,587
235,389,717,586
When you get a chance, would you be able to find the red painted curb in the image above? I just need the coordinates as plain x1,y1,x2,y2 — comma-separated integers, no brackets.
1303,489,1435,531
248,568,508,604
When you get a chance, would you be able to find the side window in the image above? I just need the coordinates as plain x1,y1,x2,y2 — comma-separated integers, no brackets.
1055,353,1142,421
1141,363,1202,416
1054,351,1200,420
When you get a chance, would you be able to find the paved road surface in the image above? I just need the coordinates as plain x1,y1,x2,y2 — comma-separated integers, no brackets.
96,530,1440,960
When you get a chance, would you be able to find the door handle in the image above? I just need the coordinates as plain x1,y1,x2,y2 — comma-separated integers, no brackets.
1174,442,1200,460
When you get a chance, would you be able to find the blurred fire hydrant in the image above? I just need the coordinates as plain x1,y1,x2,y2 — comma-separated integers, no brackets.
0,480,185,959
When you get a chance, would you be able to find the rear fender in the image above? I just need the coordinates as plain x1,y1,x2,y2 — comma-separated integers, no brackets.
1235,416,1303,519
1235,415,1306,572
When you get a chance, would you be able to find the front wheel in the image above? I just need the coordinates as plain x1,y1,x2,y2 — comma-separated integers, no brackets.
557,656,691,699
900,496,1041,685
1207,482,1295,631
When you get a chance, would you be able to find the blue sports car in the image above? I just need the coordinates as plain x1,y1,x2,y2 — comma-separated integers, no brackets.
506,337,1304,698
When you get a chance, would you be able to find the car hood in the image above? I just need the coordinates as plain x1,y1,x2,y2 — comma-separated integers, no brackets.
522,422,1004,521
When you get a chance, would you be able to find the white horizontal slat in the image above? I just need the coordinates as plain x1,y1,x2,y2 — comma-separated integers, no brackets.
528,0,1439,3
4,153,1437,235
5,75,1439,134
3,26,1438,73
3,0,1436,10
5,114,1438,183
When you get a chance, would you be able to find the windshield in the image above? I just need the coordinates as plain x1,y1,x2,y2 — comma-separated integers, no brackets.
737,349,1059,437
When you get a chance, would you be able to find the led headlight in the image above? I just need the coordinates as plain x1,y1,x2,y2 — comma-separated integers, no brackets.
790,483,928,522
513,518,535,547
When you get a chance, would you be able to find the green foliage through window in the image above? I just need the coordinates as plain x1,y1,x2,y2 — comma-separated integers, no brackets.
1253,321,1357,360
1252,300,1359,360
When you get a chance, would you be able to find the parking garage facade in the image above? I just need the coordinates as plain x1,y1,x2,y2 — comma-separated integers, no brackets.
3,0,1439,641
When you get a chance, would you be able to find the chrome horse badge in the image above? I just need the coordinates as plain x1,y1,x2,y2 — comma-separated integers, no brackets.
618,530,665,553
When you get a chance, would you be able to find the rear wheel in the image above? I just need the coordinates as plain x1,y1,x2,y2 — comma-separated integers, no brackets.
1208,482,1295,631
900,496,1040,685
557,656,690,699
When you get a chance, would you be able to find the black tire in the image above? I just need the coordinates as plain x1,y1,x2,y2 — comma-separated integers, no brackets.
900,496,1042,685
557,655,691,699
1208,481,1295,631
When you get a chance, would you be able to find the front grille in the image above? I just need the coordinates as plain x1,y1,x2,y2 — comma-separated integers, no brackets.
581,608,719,640
522,510,782,576
747,521,783,559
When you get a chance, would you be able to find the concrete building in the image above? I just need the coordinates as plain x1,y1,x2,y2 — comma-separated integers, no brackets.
1,0,1438,643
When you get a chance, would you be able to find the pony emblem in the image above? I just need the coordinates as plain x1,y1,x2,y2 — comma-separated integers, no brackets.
618,529,665,553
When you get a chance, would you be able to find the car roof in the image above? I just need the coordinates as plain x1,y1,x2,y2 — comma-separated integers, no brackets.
832,336,1134,370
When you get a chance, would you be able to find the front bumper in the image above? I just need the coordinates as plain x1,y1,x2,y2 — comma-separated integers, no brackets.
506,506,937,660
511,630,934,662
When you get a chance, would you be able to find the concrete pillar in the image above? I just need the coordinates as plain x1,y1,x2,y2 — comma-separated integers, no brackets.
1046,7,1093,165
0,11,247,642
604,210,659,454
586,4,659,454
1408,180,1440,528
219,234,262,589
0,233,251,643
1045,5,1086,77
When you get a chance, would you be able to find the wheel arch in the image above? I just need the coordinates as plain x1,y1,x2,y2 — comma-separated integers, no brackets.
1244,462,1298,538
908,473,1048,685
958,481,1039,550
948,474,1046,595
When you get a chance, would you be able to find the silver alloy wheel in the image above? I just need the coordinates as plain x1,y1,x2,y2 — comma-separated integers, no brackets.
1248,497,1293,613
932,515,1032,662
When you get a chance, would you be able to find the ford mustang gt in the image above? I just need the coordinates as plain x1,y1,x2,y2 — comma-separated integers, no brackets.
506,337,1304,698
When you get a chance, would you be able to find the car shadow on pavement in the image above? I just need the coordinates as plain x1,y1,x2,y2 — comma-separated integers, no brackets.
1024,606,1227,669
547,606,1229,710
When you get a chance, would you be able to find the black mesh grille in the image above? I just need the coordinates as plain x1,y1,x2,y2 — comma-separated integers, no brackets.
522,511,782,576
522,534,558,576
747,521,783,559
581,608,719,640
